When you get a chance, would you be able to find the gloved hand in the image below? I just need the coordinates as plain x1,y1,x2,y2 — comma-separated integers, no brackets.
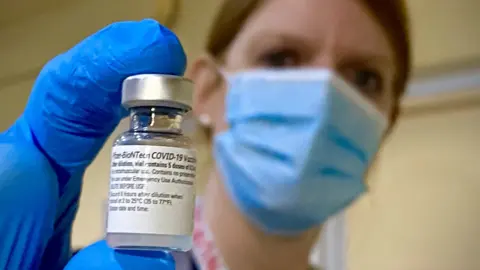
0,19,186,269
64,240,175,269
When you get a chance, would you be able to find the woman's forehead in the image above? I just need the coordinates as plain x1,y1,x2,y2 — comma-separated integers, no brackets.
233,0,394,61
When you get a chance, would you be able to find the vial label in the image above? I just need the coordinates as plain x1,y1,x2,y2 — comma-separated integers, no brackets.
107,145,196,236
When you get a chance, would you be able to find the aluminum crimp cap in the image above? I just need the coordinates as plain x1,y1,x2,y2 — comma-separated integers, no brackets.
122,74,194,111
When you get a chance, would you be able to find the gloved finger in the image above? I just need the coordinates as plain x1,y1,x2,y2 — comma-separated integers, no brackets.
0,138,58,270
65,240,175,270
22,19,186,177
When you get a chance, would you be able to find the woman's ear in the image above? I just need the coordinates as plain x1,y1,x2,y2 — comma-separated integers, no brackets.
186,54,226,127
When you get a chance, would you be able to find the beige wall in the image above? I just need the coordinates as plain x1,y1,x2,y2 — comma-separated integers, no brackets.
348,97,480,270
409,0,480,69
0,80,33,127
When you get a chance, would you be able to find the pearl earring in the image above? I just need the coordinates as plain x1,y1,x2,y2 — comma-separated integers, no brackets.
198,114,212,126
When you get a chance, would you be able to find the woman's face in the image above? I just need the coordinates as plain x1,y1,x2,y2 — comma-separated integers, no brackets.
191,0,396,136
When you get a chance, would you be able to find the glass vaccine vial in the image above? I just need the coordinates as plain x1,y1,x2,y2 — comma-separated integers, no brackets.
106,74,196,251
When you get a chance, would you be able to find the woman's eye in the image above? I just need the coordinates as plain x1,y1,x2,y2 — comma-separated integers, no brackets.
343,69,384,98
258,49,300,68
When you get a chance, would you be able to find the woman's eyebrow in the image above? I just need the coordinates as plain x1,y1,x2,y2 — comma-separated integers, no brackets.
341,52,396,72
245,31,316,53
248,29,319,46
340,42,395,66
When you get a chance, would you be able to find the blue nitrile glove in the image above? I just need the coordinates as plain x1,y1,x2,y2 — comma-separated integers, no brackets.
0,19,185,270
64,240,175,269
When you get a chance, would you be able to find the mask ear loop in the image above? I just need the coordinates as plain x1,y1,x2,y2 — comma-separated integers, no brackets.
218,69,230,81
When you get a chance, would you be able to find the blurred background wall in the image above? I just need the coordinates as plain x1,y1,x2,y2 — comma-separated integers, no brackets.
0,0,479,269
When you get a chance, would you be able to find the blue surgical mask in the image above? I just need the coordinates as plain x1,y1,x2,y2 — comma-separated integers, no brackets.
213,69,387,234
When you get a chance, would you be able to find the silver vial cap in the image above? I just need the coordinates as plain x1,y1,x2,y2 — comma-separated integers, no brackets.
122,74,194,111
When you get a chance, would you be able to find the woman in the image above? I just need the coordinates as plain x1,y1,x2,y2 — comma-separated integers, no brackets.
185,0,410,269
